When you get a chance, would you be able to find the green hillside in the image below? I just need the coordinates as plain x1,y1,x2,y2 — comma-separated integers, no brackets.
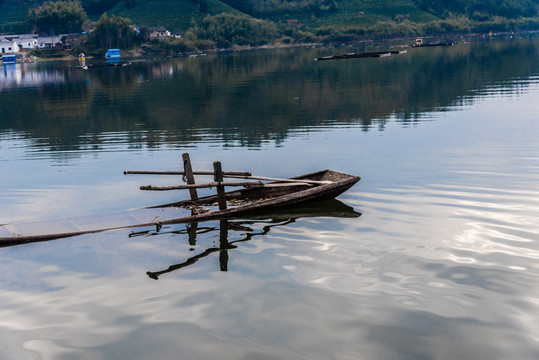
108,0,240,33
0,0,33,33
106,0,439,32
1,0,538,46
252,0,439,26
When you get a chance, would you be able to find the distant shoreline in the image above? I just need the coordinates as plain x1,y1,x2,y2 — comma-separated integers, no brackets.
8,29,537,64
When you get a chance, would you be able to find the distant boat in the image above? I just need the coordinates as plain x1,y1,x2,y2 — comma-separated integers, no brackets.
105,48,121,61
315,50,406,61
77,61,131,69
1,54,17,64
78,52,86,68
76,49,129,69
413,42,455,47
413,38,456,47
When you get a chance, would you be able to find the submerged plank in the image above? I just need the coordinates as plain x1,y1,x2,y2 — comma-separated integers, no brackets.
0,207,195,244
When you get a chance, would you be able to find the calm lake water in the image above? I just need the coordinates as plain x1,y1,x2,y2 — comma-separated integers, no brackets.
1,35,538,359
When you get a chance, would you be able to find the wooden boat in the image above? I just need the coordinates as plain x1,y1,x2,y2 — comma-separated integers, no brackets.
0,165,360,246
316,51,391,61
315,50,407,61
412,38,456,47
412,42,455,47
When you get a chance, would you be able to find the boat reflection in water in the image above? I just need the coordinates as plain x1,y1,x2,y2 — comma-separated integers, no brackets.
140,199,361,279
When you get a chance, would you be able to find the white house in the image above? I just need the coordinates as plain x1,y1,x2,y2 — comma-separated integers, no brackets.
38,35,61,49
17,37,38,49
148,26,171,40
0,39,19,54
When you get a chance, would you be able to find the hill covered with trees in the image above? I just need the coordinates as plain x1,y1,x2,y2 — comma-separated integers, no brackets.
1,0,538,52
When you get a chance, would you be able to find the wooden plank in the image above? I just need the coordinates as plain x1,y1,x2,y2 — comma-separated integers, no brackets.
139,181,263,191
226,174,331,185
214,161,227,210
257,182,312,188
182,153,198,201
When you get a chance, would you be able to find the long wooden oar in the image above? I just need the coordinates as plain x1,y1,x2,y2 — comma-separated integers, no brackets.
140,181,264,191
225,174,332,185
125,169,331,185
124,170,251,176
140,181,313,191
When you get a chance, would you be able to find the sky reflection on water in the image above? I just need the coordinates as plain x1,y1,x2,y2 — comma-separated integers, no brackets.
0,36,539,359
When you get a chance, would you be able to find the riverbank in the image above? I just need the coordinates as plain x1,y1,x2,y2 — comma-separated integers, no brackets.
8,29,537,64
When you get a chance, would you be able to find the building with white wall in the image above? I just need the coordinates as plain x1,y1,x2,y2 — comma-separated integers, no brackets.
0,39,20,54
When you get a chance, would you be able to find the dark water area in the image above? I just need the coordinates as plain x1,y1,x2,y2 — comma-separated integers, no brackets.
0,35,538,359
2,35,537,150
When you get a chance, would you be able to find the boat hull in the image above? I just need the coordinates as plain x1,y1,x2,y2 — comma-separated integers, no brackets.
0,170,360,246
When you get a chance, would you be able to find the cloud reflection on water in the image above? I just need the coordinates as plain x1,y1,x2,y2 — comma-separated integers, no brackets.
0,183,537,359
1,37,539,359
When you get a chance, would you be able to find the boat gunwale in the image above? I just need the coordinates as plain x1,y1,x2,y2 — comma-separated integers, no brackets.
152,169,356,208
162,172,360,222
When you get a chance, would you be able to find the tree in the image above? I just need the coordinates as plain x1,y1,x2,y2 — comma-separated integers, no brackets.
192,13,280,48
28,0,87,35
90,13,136,50
414,0,537,19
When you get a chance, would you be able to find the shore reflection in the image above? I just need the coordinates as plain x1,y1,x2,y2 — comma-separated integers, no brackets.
1,36,537,156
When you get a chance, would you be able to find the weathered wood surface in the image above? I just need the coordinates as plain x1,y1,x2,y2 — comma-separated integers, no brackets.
0,207,195,246
124,170,252,176
226,174,331,185
124,170,325,185
213,161,227,210
140,181,264,191
154,170,360,211
182,153,198,201
0,169,361,246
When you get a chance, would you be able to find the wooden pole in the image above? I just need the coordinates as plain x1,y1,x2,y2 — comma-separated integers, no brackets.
124,170,252,176
219,219,229,271
182,153,198,201
139,181,263,191
214,161,227,210
187,222,198,246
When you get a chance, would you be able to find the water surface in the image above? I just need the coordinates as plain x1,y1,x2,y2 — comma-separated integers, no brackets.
0,35,538,359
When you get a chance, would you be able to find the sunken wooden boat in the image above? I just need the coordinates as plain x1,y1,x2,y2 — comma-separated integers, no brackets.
0,154,360,246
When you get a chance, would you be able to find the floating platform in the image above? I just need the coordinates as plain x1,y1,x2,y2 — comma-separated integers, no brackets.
77,61,131,69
